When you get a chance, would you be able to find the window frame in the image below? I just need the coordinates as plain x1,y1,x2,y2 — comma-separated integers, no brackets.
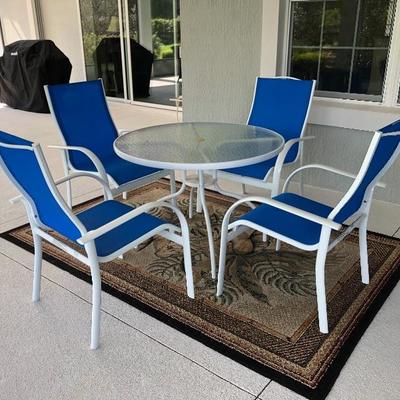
278,0,400,109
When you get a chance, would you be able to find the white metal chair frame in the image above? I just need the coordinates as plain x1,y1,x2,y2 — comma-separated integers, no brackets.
1,142,194,350
217,130,399,334
44,83,177,207
214,76,316,199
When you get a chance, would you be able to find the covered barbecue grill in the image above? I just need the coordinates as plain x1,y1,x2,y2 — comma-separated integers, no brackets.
0,40,72,113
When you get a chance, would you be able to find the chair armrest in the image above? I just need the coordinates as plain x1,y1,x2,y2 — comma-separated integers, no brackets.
77,201,187,244
48,145,108,183
54,172,113,200
271,136,315,196
282,163,386,193
224,195,342,231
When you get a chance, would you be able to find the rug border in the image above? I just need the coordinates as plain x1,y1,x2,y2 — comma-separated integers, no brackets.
1,202,399,400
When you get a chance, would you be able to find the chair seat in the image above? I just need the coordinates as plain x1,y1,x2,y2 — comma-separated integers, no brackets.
76,153,162,185
222,157,277,180
77,200,168,257
239,193,334,246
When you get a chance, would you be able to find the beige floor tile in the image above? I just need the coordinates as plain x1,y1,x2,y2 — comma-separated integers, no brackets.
260,282,400,400
0,253,255,400
0,238,269,396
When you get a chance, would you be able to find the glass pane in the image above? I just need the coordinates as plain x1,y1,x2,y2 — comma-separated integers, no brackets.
318,49,352,92
351,49,387,95
291,1,323,47
127,0,139,41
135,0,181,106
80,0,125,98
356,0,393,47
290,49,319,80
322,0,358,47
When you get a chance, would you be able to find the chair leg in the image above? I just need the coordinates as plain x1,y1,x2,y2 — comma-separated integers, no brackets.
359,217,369,284
275,239,281,252
241,183,246,194
169,171,177,207
32,234,42,302
188,187,194,219
217,217,230,296
66,177,73,208
315,227,331,334
122,191,128,200
86,244,102,350
262,233,268,242
196,186,202,213
181,225,195,299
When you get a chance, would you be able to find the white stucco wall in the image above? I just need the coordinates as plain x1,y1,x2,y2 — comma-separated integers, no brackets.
40,0,86,82
180,0,264,123
0,0,38,44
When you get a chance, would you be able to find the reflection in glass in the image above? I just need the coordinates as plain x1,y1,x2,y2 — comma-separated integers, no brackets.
318,50,352,93
356,0,393,47
322,0,358,47
288,0,395,100
291,2,323,47
79,0,181,106
144,0,181,106
351,50,387,95
290,49,319,81
79,0,140,98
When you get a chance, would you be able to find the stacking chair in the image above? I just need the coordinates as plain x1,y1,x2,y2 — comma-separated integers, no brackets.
217,120,400,333
0,131,194,349
44,79,176,206
214,77,316,197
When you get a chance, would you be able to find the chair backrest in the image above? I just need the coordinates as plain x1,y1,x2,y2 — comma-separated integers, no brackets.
0,131,84,241
45,79,118,170
331,120,400,223
247,77,315,163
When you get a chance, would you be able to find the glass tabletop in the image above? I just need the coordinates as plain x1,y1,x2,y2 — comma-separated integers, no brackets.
114,122,284,170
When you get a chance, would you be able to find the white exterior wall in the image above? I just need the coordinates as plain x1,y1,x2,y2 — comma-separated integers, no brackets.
0,0,38,44
180,0,264,123
40,0,86,82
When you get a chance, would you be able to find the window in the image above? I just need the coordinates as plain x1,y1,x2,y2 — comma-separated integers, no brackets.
287,0,397,101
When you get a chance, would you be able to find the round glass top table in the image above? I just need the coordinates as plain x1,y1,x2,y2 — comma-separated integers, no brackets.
114,122,284,278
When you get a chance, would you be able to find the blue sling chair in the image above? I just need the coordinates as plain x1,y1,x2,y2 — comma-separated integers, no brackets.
214,76,316,198
217,120,400,333
0,131,194,349
44,80,176,206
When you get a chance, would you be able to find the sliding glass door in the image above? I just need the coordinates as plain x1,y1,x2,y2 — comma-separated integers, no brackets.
78,0,181,108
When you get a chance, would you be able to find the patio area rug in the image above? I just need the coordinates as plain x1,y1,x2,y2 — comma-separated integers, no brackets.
2,180,400,399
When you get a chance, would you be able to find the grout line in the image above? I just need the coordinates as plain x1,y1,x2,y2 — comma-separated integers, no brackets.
0,249,258,398
254,380,272,399
393,226,400,237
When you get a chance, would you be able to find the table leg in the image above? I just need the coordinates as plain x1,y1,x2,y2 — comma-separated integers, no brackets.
198,170,216,279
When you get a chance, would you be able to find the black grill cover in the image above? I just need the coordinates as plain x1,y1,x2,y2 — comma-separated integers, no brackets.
0,40,72,113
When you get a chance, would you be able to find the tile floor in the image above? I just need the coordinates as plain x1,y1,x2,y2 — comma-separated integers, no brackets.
0,103,399,399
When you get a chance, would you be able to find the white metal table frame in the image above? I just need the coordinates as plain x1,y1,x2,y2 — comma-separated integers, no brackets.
114,122,284,279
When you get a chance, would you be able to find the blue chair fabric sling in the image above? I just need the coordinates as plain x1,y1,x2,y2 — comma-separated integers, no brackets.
0,131,194,349
215,77,316,197
44,79,175,205
217,119,400,333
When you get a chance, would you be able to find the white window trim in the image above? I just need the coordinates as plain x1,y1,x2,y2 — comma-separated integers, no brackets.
275,0,400,131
